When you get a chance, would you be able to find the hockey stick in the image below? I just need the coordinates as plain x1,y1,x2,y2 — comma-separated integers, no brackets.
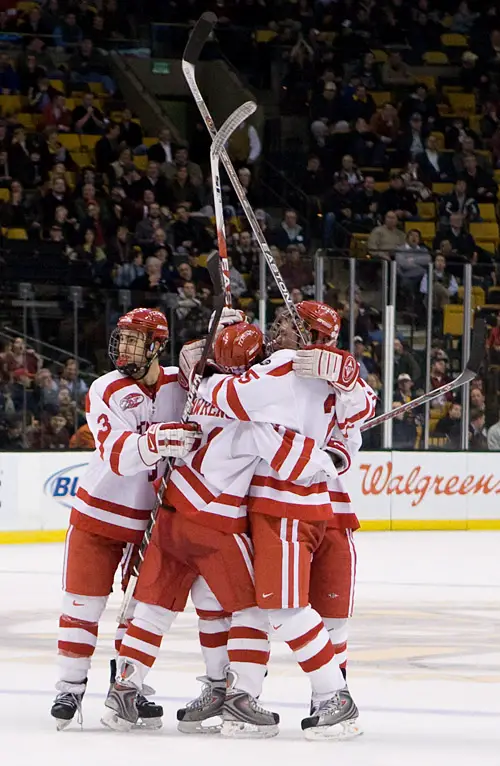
361,318,486,432
182,12,309,343
210,100,257,308
117,251,225,623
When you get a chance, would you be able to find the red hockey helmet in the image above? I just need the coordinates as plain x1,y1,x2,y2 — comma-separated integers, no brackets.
213,322,264,374
296,300,341,346
109,308,169,379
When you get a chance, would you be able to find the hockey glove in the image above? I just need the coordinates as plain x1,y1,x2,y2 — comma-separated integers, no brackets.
293,345,359,392
324,437,351,475
208,307,246,336
138,422,202,465
178,338,205,390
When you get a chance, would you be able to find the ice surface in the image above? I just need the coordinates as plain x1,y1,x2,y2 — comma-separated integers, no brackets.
1,531,500,766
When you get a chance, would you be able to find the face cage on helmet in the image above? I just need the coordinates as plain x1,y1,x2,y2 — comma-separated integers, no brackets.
108,327,167,380
265,311,311,355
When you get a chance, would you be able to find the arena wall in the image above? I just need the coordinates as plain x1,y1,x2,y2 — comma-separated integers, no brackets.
0,451,499,543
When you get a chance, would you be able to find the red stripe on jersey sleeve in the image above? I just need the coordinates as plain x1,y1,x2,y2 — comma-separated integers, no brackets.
226,378,250,421
191,427,223,475
110,432,133,476
102,378,134,407
270,431,295,473
268,361,293,377
287,436,315,482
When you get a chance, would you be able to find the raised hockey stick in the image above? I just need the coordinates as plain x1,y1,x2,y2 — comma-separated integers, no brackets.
117,251,225,624
361,318,486,432
210,99,257,308
182,12,309,343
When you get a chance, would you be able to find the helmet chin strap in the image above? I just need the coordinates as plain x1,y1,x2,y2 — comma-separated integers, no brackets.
117,347,159,380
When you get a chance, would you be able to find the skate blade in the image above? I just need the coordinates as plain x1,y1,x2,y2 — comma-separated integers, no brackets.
54,718,73,732
221,720,279,739
177,718,222,735
134,717,162,731
303,718,363,741
100,708,135,732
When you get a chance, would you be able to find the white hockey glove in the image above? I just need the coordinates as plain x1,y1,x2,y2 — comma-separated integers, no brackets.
178,338,205,391
208,306,246,336
324,437,351,475
138,422,202,465
293,345,359,393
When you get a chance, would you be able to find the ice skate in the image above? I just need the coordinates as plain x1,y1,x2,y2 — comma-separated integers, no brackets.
221,670,279,739
177,675,226,734
301,687,362,741
109,659,163,730
101,661,140,732
51,680,87,731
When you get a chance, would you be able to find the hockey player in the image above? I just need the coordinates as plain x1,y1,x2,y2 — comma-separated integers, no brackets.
51,308,201,730
196,302,376,739
101,318,280,738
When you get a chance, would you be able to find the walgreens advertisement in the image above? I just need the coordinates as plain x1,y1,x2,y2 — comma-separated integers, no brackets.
0,451,500,535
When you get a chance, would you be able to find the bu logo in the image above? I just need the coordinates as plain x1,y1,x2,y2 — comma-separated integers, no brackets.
342,357,356,384
120,392,144,411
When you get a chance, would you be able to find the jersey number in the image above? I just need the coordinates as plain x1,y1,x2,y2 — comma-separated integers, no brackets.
97,414,112,458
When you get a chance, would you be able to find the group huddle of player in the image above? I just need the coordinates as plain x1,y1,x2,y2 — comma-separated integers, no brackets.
51,300,376,740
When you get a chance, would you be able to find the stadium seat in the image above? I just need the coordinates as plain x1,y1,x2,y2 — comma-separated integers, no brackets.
17,1,37,11
374,181,389,192
443,304,464,336
58,134,81,152
17,113,35,128
71,152,91,167
405,221,436,239
458,286,485,309
441,33,468,47
370,92,392,107
478,204,497,222
89,82,106,96
80,135,100,151
423,51,449,65
448,93,476,114
49,79,65,92
477,240,498,254
470,222,499,241
430,131,445,150
255,30,278,43
415,75,436,91
0,95,24,113
417,201,436,220
487,287,500,304
143,137,157,148
6,228,28,240
0,188,9,202
372,50,388,63
432,182,454,195
134,156,148,171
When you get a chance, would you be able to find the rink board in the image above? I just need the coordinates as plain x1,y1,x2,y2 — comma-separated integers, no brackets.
1,450,500,542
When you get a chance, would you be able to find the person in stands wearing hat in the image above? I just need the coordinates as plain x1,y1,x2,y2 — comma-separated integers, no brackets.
353,335,375,380
394,373,414,404
10,368,36,414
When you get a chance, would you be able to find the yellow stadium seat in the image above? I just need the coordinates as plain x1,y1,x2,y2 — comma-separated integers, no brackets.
443,304,464,336
16,112,35,128
143,137,157,148
458,285,485,309
65,98,77,111
49,79,65,92
0,95,24,113
405,221,436,239
478,204,497,222
89,82,106,96
416,75,436,91
493,169,500,183
442,14,453,28
372,49,388,63
238,297,253,309
417,201,436,220
0,188,9,201
7,228,28,240
469,115,481,133
477,240,497,254
442,85,464,94
370,91,392,107
470,222,499,241
448,92,476,114
71,152,92,167
58,134,81,152
441,33,468,47
430,131,445,150
432,182,454,195
423,51,449,65
374,181,389,192
255,30,278,44
134,155,148,171
80,135,100,151
17,1,37,11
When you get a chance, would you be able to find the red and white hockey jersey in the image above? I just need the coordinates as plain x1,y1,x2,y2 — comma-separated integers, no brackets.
198,349,376,525
163,395,261,534
70,367,186,544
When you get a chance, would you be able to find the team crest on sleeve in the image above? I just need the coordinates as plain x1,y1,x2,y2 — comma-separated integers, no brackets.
120,392,145,411
342,357,356,384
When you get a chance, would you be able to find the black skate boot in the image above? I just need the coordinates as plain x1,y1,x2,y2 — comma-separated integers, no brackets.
301,687,362,740
51,680,87,731
221,670,279,739
109,658,163,730
177,675,226,734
